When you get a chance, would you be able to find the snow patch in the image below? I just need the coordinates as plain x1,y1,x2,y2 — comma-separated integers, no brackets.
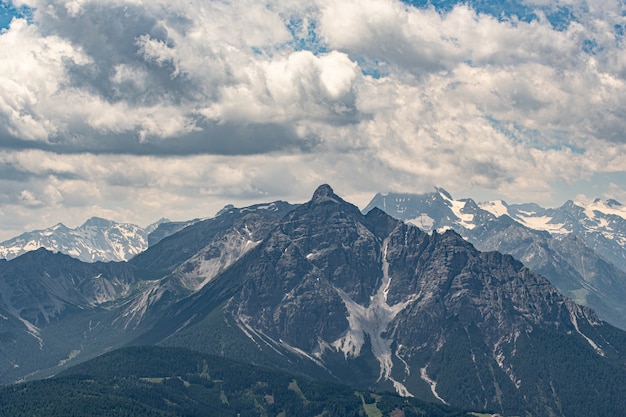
407,214,435,231
515,215,568,234
438,191,476,229
478,200,509,217
570,309,605,356
577,199,626,220
332,239,415,397
420,366,448,405
450,200,476,229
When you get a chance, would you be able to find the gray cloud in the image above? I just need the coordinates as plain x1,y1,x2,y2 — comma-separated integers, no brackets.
1,120,319,155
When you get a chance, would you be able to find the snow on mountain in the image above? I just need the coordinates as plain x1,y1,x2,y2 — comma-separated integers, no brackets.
3,184,626,416
365,189,626,330
369,189,626,274
479,197,626,235
477,199,509,218
581,198,626,220
489,199,626,272
0,217,168,263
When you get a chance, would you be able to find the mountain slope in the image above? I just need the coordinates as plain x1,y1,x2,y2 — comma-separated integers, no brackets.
3,185,626,416
0,248,146,383
0,217,167,263
137,185,626,417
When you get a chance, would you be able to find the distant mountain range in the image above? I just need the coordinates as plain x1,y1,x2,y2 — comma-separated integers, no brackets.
0,217,166,262
4,189,625,330
1,186,626,416
364,189,626,330
365,189,626,271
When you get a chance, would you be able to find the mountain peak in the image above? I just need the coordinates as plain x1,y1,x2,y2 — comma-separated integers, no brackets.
311,184,340,204
216,204,236,217
82,217,115,228
435,187,453,200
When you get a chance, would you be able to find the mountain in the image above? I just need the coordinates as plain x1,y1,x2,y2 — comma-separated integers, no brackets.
0,200,296,384
0,217,168,263
3,185,626,416
481,197,626,273
146,218,201,247
0,346,472,417
364,190,626,330
0,248,145,384
134,185,626,417
364,191,626,270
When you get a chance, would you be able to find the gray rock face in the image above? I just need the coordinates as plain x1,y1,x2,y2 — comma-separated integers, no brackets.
0,248,138,325
146,218,200,247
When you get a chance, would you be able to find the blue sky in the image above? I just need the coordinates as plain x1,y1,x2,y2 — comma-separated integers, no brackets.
0,2,29,29
0,0,625,239
0,3,15,28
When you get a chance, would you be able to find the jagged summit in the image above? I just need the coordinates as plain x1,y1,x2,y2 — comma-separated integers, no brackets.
435,186,453,200
140,185,626,417
310,184,341,204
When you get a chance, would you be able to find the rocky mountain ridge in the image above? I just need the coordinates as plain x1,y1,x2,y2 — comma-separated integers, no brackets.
0,200,295,383
364,189,626,330
365,189,626,271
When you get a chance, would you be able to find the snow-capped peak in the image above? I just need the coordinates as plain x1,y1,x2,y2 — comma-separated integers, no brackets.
576,198,626,221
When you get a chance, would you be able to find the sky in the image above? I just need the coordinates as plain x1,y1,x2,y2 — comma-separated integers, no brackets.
1,0,625,240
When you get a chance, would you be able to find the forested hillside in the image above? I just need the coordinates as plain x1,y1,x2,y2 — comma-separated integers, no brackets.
0,346,474,417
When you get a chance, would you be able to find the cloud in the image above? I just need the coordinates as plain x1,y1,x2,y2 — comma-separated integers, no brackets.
0,0,625,239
